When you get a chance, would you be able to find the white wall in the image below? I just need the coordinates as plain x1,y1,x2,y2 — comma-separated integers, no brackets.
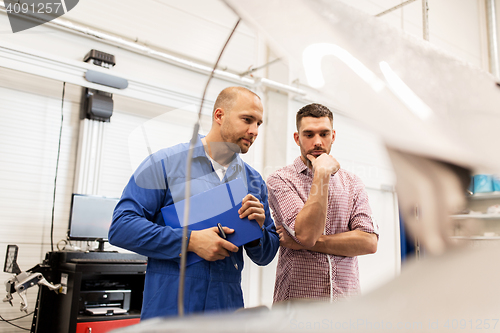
341,0,488,71
0,71,81,332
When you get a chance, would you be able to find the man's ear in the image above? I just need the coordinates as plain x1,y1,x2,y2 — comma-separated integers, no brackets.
293,132,300,146
214,108,224,125
331,129,336,143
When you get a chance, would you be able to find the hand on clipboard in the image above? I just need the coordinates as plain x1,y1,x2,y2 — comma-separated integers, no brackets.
161,178,263,266
187,225,239,262
237,194,266,228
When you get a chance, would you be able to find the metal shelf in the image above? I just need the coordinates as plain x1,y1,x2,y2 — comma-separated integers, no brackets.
450,236,500,240
450,214,500,220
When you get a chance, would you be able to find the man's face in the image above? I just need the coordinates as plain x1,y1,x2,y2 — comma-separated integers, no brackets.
219,92,263,154
294,116,336,163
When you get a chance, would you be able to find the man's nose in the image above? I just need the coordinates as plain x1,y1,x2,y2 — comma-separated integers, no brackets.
313,135,323,146
248,122,259,136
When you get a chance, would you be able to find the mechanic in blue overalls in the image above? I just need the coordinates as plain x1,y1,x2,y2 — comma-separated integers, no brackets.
109,86,279,319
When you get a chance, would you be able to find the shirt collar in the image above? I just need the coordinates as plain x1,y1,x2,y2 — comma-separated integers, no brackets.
293,156,311,176
192,134,209,159
205,150,227,181
195,134,244,174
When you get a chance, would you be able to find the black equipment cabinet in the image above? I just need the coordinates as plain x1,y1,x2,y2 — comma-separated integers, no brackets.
31,252,146,333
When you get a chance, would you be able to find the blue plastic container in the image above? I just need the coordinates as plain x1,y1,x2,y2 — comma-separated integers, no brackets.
473,174,493,193
493,175,500,192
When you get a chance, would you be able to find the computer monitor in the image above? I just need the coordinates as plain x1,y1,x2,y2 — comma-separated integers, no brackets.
68,194,119,251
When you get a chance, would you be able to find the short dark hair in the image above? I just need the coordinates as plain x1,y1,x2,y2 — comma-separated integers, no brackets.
296,103,333,131
213,86,260,116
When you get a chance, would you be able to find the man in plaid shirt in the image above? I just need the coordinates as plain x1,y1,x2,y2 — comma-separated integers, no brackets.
267,103,379,303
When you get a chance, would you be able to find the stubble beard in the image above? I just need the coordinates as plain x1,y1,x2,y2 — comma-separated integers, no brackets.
220,128,248,154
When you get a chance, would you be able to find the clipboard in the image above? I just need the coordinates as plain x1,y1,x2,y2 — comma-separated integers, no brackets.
161,178,263,265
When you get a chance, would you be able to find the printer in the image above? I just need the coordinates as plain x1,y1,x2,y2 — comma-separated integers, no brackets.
79,289,131,315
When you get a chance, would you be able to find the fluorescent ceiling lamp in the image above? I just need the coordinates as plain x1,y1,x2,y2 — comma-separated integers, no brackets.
380,61,433,120
302,43,385,92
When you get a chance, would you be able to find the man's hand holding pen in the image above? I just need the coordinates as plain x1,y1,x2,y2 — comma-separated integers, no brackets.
187,194,264,262
217,223,239,270
188,226,238,261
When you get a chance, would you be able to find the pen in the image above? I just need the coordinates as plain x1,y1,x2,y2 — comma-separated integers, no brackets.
217,223,238,270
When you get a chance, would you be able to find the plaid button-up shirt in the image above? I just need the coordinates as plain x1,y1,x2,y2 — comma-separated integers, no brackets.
267,157,378,303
